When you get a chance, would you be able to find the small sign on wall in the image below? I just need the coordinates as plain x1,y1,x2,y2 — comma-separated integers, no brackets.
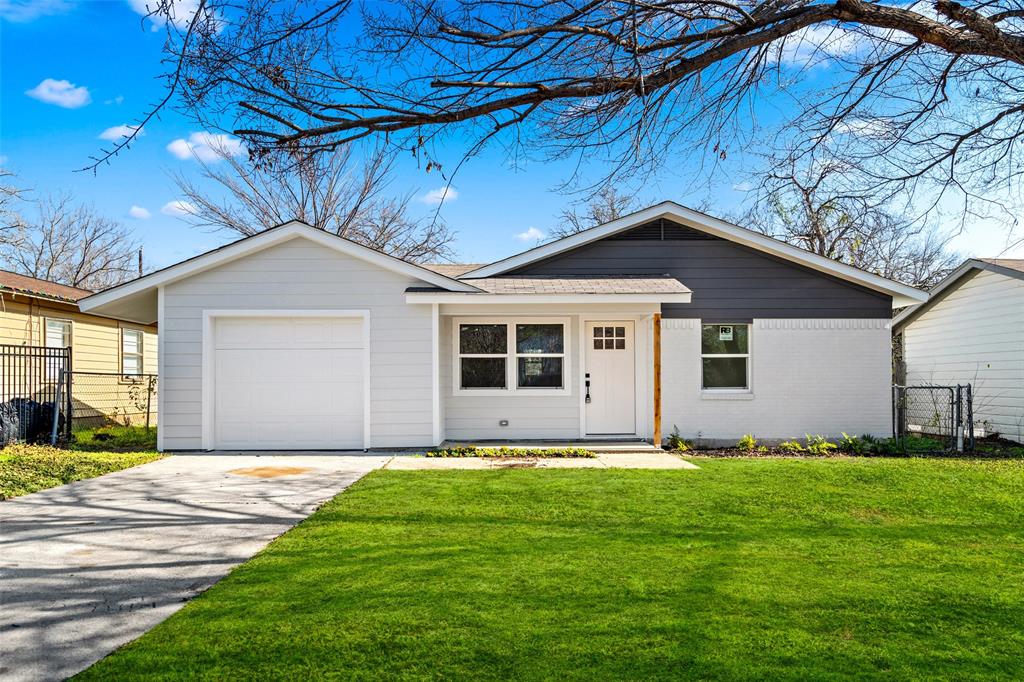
719,325,734,341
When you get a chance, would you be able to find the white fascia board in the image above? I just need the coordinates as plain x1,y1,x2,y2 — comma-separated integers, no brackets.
464,201,928,307
405,292,692,304
79,222,479,313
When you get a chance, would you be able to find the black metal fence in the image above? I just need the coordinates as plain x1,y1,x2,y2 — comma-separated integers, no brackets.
70,372,158,430
0,344,72,445
893,384,974,454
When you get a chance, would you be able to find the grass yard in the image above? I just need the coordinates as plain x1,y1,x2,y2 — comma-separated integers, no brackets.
79,459,1024,681
0,444,161,499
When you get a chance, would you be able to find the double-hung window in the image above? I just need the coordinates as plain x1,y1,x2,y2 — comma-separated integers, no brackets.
701,323,750,390
44,318,71,380
121,328,144,376
455,319,569,394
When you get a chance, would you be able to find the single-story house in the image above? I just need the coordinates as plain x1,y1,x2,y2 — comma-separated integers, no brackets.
79,201,925,451
893,259,1024,443
0,269,159,428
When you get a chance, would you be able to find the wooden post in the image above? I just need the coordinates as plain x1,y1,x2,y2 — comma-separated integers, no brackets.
653,313,662,447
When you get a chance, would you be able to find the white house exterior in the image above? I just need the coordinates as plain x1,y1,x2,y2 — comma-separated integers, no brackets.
894,259,1024,443
79,202,925,451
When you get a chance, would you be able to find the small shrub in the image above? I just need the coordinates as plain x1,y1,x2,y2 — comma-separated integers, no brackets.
779,440,805,453
756,445,769,454
737,434,757,452
804,434,838,456
838,433,867,455
665,425,692,452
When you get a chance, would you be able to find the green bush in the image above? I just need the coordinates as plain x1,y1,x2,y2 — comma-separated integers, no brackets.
427,446,595,458
665,426,692,452
737,434,757,452
804,434,838,455
779,440,805,453
838,433,867,455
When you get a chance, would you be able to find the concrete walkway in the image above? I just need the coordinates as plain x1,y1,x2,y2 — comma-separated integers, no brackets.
385,451,699,470
0,454,388,682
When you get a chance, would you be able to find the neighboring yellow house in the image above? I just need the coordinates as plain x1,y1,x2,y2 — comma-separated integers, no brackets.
0,269,158,428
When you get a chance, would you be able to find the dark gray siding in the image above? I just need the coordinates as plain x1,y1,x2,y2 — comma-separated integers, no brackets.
506,221,892,319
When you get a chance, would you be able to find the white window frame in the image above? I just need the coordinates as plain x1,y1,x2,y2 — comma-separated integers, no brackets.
700,322,752,392
452,317,571,396
120,327,145,376
43,317,72,349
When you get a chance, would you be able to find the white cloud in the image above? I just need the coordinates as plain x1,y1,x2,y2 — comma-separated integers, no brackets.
128,205,151,219
166,132,244,162
99,124,143,141
127,0,213,29
161,200,197,216
515,226,545,242
104,95,124,106
0,0,75,22
420,186,459,205
732,181,753,192
833,118,891,138
776,25,861,68
25,78,91,108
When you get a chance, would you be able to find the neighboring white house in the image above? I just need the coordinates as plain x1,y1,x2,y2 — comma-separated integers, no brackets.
893,259,1024,444
78,202,926,451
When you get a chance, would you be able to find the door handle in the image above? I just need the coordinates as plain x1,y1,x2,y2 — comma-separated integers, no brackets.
585,373,591,404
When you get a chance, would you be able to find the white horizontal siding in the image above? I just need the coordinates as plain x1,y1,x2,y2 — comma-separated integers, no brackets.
904,270,1024,443
160,236,434,450
662,318,892,442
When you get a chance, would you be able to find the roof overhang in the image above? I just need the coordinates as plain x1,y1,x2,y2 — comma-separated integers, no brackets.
463,202,928,308
892,258,1024,332
78,221,481,324
405,292,693,304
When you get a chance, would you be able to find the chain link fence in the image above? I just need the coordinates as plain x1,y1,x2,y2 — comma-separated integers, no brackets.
70,372,158,430
893,384,974,454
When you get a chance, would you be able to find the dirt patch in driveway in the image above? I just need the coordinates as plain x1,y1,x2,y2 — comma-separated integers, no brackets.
228,466,314,478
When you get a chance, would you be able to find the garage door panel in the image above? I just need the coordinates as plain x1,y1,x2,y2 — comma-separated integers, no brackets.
211,316,366,449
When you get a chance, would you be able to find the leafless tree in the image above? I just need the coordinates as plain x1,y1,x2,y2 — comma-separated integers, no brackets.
0,194,140,290
1,169,26,244
552,186,638,239
743,159,960,287
96,0,1024,224
172,144,455,262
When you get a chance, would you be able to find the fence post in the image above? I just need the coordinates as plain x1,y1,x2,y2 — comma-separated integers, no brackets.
145,375,153,431
50,367,65,446
955,385,964,453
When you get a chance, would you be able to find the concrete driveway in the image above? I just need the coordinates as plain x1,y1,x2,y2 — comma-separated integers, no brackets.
0,454,388,682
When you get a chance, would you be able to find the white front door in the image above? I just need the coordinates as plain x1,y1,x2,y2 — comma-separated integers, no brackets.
584,321,636,435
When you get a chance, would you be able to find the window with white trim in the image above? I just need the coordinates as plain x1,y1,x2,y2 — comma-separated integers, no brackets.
701,323,749,390
45,318,71,349
121,328,144,375
455,319,569,394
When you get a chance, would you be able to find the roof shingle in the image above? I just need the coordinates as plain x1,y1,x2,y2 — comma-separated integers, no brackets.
0,269,92,303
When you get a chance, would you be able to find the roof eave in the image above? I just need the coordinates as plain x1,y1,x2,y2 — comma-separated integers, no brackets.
405,292,693,304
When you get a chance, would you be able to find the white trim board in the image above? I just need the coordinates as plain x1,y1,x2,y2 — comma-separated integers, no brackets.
80,221,480,320
462,201,926,307
408,292,691,304
200,309,371,451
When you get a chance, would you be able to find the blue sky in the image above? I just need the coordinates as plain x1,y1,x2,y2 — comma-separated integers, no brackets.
2,0,1021,270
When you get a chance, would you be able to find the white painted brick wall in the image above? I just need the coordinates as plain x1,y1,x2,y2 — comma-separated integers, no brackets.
662,319,892,443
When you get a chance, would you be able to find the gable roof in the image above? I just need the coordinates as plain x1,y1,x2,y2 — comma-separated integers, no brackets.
0,269,93,303
78,221,480,323
892,258,1024,332
421,263,485,278
463,201,927,308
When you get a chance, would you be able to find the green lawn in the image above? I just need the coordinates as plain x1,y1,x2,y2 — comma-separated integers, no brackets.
0,444,161,499
80,459,1024,681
